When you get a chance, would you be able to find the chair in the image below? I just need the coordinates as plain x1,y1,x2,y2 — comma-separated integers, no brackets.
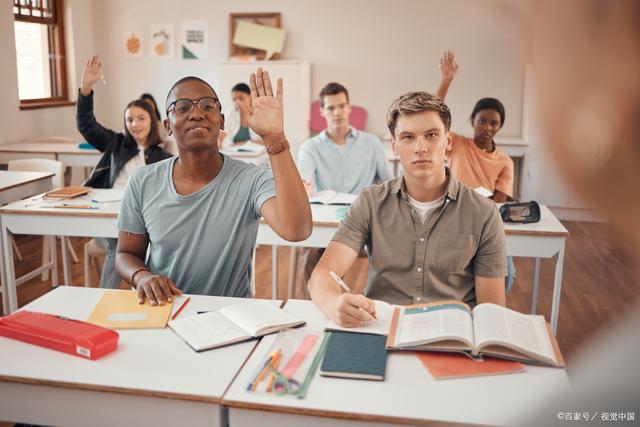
309,100,368,135
84,238,106,287
7,158,80,282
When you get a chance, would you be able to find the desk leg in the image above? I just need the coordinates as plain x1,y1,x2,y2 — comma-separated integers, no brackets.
550,241,566,334
272,245,278,299
0,216,8,314
50,234,59,287
60,237,71,285
531,258,541,314
1,220,18,313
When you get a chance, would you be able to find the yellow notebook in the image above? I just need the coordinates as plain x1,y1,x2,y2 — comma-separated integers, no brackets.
87,290,173,329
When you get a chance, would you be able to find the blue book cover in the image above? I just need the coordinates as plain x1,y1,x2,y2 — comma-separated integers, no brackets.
320,331,388,381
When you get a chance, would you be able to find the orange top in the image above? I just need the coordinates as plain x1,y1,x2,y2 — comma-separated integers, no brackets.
448,133,514,198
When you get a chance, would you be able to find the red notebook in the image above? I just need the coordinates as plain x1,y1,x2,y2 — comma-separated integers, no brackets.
0,310,119,360
416,351,525,380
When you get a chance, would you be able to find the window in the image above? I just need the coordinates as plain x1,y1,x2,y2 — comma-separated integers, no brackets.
13,0,73,109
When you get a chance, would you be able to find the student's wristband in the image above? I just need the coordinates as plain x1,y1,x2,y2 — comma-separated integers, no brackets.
265,138,290,155
130,267,150,289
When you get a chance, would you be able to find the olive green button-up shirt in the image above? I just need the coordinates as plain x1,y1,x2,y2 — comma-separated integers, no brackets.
332,170,506,306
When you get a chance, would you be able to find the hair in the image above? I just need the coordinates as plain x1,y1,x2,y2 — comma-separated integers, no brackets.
231,83,250,95
386,92,452,136
123,99,161,147
470,98,505,128
165,76,221,111
319,82,349,107
140,93,161,121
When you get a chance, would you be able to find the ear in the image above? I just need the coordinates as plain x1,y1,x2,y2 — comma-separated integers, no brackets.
220,113,225,130
163,118,171,136
391,137,399,157
319,103,327,119
445,131,452,152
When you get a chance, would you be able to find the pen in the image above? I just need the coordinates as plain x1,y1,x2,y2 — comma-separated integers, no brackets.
171,296,191,320
329,270,377,320
55,204,98,209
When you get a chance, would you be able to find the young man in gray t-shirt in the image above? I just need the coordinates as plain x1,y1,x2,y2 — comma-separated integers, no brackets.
116,70,312,305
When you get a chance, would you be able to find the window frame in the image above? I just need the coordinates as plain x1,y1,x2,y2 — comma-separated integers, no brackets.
14,0,74,110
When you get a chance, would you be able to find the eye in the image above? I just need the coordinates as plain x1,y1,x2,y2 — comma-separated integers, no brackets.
427,132,438,138
175,101,191,114
401,134,413,140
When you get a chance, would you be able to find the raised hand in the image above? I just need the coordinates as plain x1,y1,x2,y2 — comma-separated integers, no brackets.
242,68,285,143
439,50,459,82
80,55,103,95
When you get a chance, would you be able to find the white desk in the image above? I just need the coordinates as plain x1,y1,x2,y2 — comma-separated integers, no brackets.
223,299,569,426
0,142,101,168
0,171,54,314
0,200,568,333
0,286,274,427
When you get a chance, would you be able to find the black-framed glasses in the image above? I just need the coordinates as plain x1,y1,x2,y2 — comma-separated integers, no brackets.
166,97,220,115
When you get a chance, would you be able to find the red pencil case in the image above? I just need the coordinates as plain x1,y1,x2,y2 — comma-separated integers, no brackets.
0,310,119,360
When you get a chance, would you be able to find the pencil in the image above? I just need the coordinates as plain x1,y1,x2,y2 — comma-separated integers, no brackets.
171,297,191,320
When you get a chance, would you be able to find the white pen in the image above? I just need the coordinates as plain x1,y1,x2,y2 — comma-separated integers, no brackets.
329,270,376,320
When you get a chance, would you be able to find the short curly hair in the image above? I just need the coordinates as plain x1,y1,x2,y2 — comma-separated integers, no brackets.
386,92,451,136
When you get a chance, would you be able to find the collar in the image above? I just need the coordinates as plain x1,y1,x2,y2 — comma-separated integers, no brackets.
320,127,358,144
393,167,460,201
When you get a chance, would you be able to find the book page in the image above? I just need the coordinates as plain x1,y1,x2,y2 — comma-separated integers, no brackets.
87,188,124,203
168,311,249,351
325,300,393,335
473,304,555,362
309,190,336,205
220,301,304,337
327,193,357,205
396,304,474,348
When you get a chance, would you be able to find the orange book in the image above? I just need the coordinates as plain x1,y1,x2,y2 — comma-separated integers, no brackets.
416,351,524,380
45,186,91,198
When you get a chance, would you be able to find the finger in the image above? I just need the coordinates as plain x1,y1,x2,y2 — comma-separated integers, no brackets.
256,68,265,96
263,70,274,97
168,280,182,296
158,277,174,303
148,280,164,305
137,286,146,304
142,284,156,306
347,295,376,321
276,78,283,101
343,301,373,323
338,310,364,327
249,73,258,100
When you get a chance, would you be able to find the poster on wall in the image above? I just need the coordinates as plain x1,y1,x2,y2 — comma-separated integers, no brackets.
123,32,143,59
181,20,208,59
150,23,175,59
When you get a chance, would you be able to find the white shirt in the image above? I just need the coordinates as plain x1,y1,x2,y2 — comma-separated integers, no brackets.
112,149,146,189
407,193,445,222
221,106,260,149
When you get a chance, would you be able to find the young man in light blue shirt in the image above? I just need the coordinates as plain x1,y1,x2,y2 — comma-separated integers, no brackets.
298,83,392,284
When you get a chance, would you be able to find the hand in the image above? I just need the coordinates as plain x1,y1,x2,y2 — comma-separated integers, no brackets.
241,68,285,144
134,271,182,306
80,55,103,95
330,293,377,327
439,50,458,82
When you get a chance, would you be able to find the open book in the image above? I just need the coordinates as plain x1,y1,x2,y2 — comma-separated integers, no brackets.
386,301,564,367
309,190,357,206
221,141,266,156
168,301,305,352
473,186,493,198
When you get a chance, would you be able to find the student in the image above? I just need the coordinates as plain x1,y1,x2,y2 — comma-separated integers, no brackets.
436,51,514,203
218,83,261,149
76,55,172,289
140,92,177,155
298,83,392,284
115,69,312,305
308,92,506,327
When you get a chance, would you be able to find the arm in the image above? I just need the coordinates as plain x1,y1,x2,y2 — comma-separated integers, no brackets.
76,55,117,152
475,276,506,306
308,241,376,326
297,142,317,195
115,231,181,306
374,138,393,182
436,50,458,101
492,157,515,202
243,68,312,241
491,190,510,203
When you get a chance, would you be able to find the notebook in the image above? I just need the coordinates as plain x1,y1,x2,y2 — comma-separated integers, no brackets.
415,351,525,380
86,290,173,329
45,186,91,198
320,332,388,381
308,190,357,206
168,301,305,352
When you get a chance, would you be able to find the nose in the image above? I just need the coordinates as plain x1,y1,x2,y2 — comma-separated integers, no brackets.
413,137,429,153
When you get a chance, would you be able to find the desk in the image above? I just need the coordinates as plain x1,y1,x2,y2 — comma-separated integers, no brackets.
0,142,101,168
0,286,275,427
0,171,54,314
223,299,569,426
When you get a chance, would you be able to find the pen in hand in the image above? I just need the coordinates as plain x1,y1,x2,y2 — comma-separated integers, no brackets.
329,270,377,320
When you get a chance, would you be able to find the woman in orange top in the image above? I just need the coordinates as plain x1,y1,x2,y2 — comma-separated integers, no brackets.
436,51,514,203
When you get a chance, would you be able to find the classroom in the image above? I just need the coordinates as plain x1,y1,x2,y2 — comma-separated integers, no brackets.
0,0,638,426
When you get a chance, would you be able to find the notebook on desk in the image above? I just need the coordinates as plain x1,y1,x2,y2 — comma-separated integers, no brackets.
86,290,173,329
320,331,388,381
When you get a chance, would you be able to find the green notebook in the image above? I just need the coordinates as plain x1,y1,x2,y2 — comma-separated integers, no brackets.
320,331,388,381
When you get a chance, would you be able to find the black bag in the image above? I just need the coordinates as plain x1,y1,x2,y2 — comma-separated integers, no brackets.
499,201,541,223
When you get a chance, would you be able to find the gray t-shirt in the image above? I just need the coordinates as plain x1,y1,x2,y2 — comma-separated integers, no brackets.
117,155,276,297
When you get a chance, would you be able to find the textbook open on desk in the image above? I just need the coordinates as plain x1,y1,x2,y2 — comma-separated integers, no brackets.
386,301,565,367
169,301,305,352
309,190,357,206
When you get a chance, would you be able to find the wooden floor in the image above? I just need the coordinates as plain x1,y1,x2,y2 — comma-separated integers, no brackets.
7,220,640,369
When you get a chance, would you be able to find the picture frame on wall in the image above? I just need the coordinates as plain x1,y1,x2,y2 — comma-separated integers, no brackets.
229,12,281,60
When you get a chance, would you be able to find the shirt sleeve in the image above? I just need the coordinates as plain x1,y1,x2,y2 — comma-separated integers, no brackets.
252,166,276,219
374,137,392,182
473,206,507,278
331,191,372,253
117,173,147,234
494,155,514,198
297,140,317,189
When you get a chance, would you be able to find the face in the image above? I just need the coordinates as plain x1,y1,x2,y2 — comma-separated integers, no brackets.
320,93,351,129
231,90,251,110
472,109,502,145
124,106,151,145
392,111,451,180
165,80,224,151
